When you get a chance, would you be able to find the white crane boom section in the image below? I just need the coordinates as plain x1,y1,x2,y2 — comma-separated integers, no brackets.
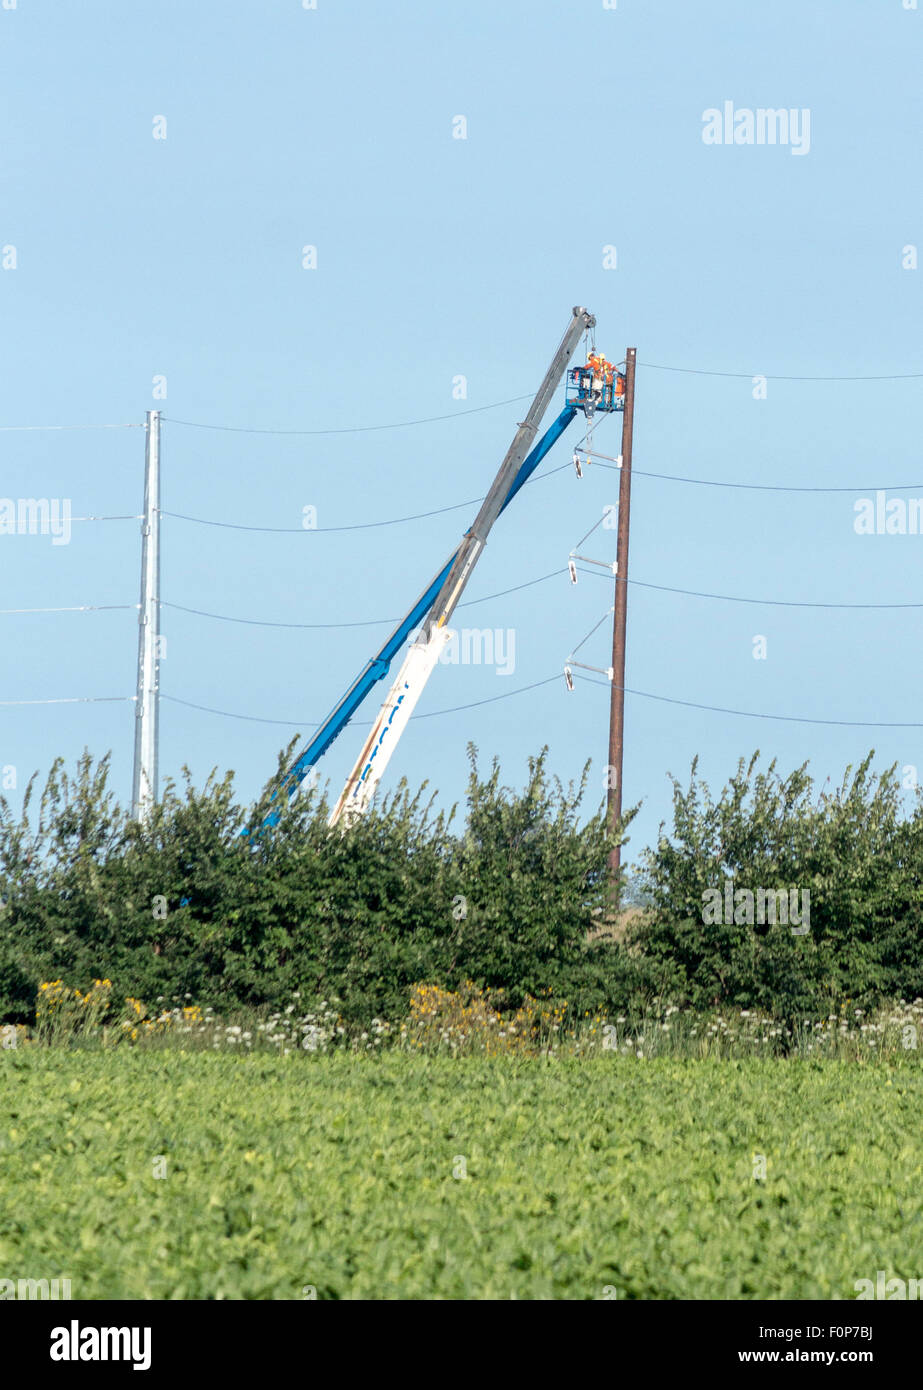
329,627,452,826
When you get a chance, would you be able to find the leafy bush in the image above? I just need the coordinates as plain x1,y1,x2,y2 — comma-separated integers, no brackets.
0,743,636,1026
6,740,922,1030
635,751,923,1017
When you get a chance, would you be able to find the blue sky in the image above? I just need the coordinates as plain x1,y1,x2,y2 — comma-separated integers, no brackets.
1,0,922,865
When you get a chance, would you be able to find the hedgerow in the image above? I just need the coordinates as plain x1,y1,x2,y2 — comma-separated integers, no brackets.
634,751,923,1016
2,743,922,1030
0,743,632,1026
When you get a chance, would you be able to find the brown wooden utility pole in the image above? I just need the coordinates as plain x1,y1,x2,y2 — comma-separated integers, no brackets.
607,347,636,888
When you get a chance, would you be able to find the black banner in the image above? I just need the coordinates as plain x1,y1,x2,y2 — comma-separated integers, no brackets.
2,1299,916,1378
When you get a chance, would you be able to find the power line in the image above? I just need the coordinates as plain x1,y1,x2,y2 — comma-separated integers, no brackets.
570,608,613,657
161,676,560,728
159,461,570,534
166,669,923,731
161,394,536,437
575,567,923,610
161,500,480,533
159,360,923,437
626,577,923,610
575,673,923,728
13,677,923,729
160,601,387,632
0,357,919,439
640,363,923,382
572,512,606,550
13,671,923,732
0,695,132,707
413,676,560,719
160,557,923,631
456,570,563,610
0,604,134,616
582,448,923,493
0,552,890,638
0,422,142,432
161,569,563,631
162,694,319,728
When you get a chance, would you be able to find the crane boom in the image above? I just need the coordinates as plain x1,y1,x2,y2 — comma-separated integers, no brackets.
329,307,594,825
263,307,596,830
421,307,594,642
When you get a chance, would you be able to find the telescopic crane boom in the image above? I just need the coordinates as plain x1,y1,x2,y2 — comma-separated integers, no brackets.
265,307,598,830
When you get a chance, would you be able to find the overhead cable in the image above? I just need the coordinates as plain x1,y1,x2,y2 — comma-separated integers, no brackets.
581,448,923,493
159,462,570,533
575,674,923,728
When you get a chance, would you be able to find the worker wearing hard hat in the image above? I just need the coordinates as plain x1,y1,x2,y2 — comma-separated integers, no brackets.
587,352,605,401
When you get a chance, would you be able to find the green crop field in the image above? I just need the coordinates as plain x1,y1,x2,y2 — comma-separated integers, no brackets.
1,1052,920,1300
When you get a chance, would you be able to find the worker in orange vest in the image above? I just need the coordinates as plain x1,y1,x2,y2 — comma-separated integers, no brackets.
586,352,605,401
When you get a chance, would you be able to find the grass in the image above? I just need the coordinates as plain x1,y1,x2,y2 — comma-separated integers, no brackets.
1,1050,921,1299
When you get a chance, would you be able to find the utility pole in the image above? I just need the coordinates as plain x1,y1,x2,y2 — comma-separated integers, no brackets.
607,347,636,887
132,410,161,820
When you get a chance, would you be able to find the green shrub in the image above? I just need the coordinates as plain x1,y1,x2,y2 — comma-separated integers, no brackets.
635,751,923,1017
0,743,636,1026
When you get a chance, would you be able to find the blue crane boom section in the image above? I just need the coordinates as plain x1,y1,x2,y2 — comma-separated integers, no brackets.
264,402,578,820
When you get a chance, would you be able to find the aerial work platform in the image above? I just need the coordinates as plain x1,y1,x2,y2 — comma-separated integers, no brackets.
565,355,626,415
